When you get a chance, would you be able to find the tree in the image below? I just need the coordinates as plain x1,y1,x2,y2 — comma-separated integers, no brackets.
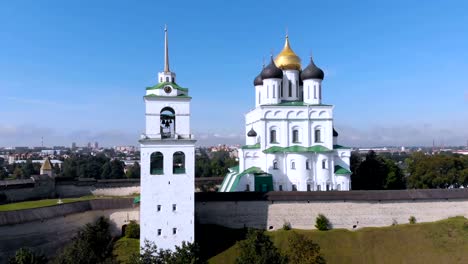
21,160,37,178
315,214,331,231
101,162,111,179
286,232,325,264
8,248,47,264
109,159,125,179
125,220,140,239
130,240,206,264
126,162,140,179
13,167,23,179
384,159,405,189
53,217,113,264
236,229,287,264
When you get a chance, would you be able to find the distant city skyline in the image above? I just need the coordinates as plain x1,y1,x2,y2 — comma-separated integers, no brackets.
1,1,467,147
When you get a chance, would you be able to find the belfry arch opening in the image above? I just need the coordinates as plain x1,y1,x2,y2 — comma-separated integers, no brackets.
160,107,175,139
173,151,185,174
150,152,164,175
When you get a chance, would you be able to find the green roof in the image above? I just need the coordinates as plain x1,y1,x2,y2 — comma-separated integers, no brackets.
263,145,332,154
228,165,239,173
334,144,351,149
146,82,189,92
133,196,140,204
228,166,264,192
334,165,352,175
241,143,261,149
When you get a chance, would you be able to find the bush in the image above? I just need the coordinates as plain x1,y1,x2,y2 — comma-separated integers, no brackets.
409,216,417,224
282,222,291,231
236,229,287,264
286,232,326,264
130,240,206,264
315,214,331,231
125,221,140,238
8,248,47,264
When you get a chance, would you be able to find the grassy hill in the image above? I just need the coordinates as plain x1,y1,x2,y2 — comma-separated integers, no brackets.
112,217,468,263
209,217,468,264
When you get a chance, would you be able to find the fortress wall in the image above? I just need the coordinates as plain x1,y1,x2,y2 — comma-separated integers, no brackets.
2,186,55,202
196,201,269,229
55,184,140,198
266,199,468,230
0,207,139,263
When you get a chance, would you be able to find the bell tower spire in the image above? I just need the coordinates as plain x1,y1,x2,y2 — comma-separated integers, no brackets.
158,25,176,84
164,25,170,73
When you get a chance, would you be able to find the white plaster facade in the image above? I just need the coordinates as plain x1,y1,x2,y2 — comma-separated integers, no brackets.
220,36,351,192
139,27,195,251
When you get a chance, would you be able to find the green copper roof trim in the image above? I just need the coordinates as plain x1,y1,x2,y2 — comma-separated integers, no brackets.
133,196,140,204
228,166,264,192
144,94,192,99
241,143,261,149
146,82,189,92
334,165,352,175
263,145,332,154
333,144,351,149
229,165,239,173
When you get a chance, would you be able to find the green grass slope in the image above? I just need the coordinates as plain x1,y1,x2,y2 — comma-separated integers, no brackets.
209,217,468,264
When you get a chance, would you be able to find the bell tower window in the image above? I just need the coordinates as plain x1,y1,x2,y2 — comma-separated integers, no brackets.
160,107,175,139
150,152,164,175
173,151,185,174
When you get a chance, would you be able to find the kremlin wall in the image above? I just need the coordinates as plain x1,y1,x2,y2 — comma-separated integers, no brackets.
2,189,468,261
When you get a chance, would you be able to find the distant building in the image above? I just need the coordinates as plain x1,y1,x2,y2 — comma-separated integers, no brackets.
94,141,99,149
71,142,77,150
40,157,54,177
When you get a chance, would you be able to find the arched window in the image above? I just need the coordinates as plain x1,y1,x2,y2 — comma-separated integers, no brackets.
270,129,277,143
150,152,164,175
314,129,321,143
272,84,276,98
288,80,292,97
160,77,163,82
166,77,169,82
292,184,297,191
306,160,310,170
322,159,327,169
280,83,283,97
319,84,322,99
161,107,175,139
292,129,299,143
314,85,317,99
173,151,185,174
291,160,296,169
273,160,278,169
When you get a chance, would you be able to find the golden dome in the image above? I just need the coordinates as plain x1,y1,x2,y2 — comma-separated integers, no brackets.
274,36,301,70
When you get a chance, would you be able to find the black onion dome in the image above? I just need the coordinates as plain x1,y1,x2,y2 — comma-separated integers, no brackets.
247,128,257,137
301,57,324,80
333,128,339,137
261,57,283,79
253,72,263,86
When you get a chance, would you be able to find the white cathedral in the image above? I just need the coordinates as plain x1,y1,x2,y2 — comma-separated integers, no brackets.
219,36,352,192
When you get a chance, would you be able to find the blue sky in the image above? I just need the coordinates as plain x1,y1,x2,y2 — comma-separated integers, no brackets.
0,0,467,147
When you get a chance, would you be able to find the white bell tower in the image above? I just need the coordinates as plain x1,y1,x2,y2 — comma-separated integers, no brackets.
140,26,196,251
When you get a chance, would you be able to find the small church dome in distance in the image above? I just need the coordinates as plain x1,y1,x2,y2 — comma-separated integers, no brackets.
247,128,257,137
261,57,283,79
301,56,324,80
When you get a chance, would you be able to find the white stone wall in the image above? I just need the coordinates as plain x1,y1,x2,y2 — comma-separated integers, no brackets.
267,200,468,230
195,199,468,231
